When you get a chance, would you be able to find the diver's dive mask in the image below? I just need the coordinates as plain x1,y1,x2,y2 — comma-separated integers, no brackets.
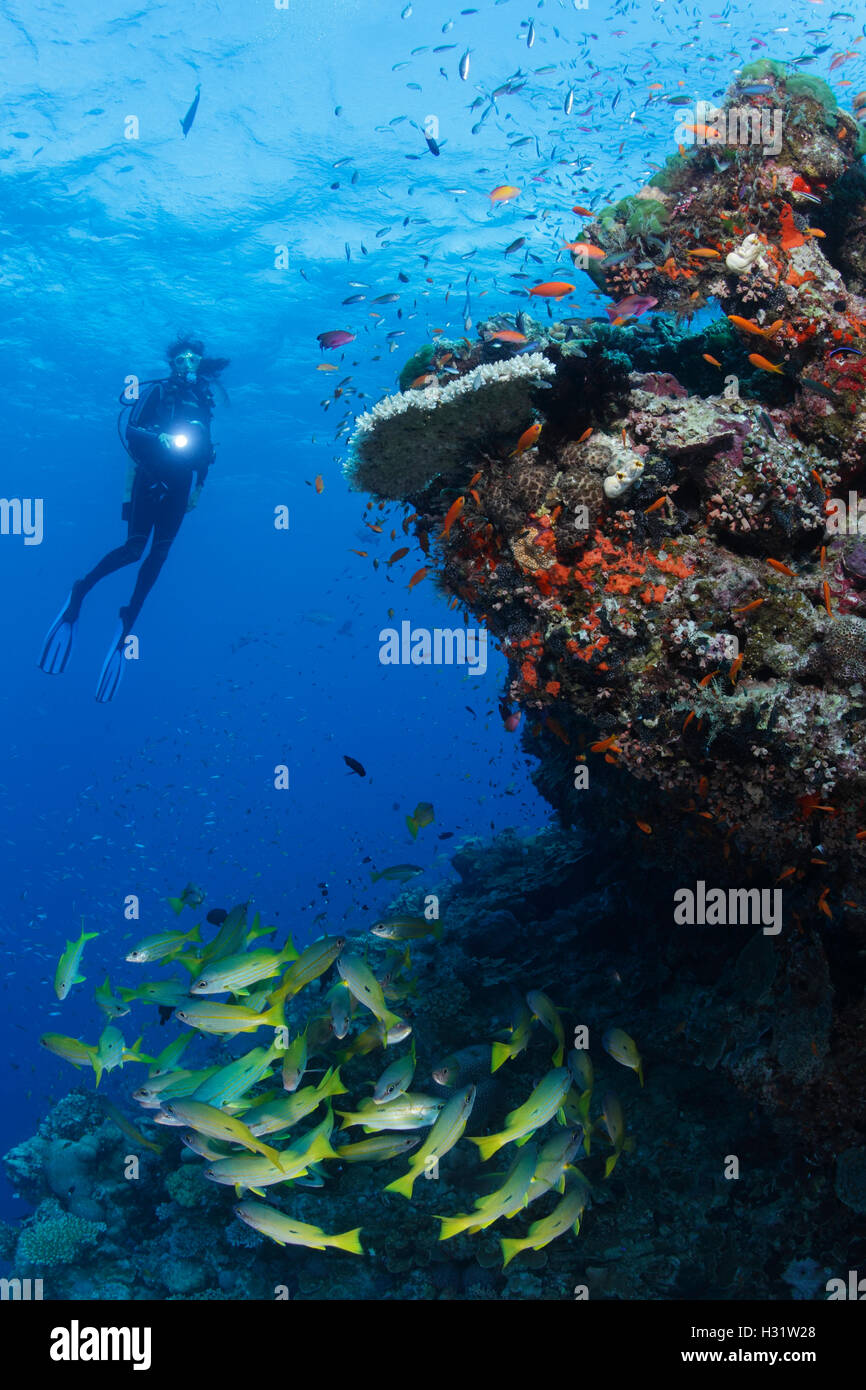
173,351,202,383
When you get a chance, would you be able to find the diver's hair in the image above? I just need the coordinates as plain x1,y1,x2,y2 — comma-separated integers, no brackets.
165,334,230,379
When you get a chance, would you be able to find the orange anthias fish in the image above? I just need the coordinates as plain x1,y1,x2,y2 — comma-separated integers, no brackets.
387,547,409,566
749,353,784,375
727,315,783,339
488,330,528,343
314,474,324,494
703,354,723,368
767,558,795,576
511,422,542,455
683,123,720,138
529,281,575,299
489,185,520,204
440,496,465,537
410,373,437,388
823,581,835,618
590,735,619,753
830,50,857,72
577,427,593,444
572,205,594,215
563,242,605,259
687,248,720,258
407,567,429,591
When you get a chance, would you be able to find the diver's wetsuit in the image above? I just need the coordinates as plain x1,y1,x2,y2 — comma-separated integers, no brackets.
70,375,215,629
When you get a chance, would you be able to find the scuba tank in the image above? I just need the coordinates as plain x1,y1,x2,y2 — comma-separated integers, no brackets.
116,377,218,517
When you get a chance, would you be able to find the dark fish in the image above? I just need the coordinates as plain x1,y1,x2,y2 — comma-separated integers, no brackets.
800,377,842,404
426,136,441,156
757,410,777,440
206,909,228,926
344,755,366,777
180,84,201,137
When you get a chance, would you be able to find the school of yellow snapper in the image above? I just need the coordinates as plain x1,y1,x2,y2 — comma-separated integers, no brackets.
41,896,643,1267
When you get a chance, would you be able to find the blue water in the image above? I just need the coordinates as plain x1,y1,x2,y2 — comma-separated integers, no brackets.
0,0,863,1222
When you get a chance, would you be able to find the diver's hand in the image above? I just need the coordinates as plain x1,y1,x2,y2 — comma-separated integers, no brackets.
186,486,202,514
158,432,173,449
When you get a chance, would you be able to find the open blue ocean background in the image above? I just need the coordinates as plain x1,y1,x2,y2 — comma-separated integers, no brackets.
0,0,862,1224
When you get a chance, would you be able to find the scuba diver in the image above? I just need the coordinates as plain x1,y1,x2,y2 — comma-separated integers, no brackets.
38,336,229,702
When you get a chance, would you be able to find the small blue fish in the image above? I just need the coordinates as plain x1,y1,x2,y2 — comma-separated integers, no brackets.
180,84,201,138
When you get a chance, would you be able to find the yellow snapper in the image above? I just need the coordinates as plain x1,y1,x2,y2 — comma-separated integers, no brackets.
132,1066,222,1107
40,1032,98,1071
436,1143,538,1240
560,1086,593,1154
174,992,286,1037
325,982,353,1039
526,989,565,1067
55,924,99,1001
203,1112,339,1194
373,1042,416,1103
167,882,205,915
160,1098,285,1168
126,923,201,964
234,1200,362,1254
244,1067,348,1136
337,1092,444,1132
371,917,442,942
405,801,435,840
500,1176,590,1267
280,1028,308,1092
191,1041,283,1108
524,1129,584,1205
93,1026,149,1087
470,1067,571,1162
94,975,130,1019
118,978,190,1008
384,1084,476,1199
279,934,346,997
334,1019,412,1064
602,1027,644,1086
602,1091,636,1178
196,904,250,966
189,942,298,996
147,1035,194,1078
432,1043,491,1087
180,1131,235,1160
491,1001,534,1073
102,1100,165,1155
336,953,403,1033
334,1133,423,1164
568,1048,594,1093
